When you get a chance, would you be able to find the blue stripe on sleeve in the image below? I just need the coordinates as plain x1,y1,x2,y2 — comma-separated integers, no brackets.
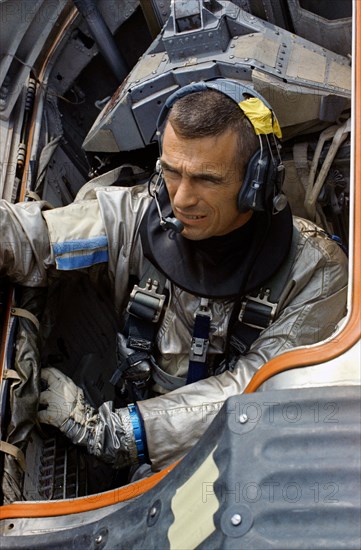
56,249,109,270
53,236,108,255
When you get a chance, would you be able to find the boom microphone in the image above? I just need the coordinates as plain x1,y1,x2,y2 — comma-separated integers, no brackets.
160,215,184,233
153,192,184,233
150,160,184,233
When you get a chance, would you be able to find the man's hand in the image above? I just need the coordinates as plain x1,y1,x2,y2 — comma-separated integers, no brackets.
38,367,139,468
38,367,86,428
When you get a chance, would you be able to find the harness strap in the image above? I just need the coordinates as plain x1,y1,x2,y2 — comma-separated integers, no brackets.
110,259,167,394
115,226,299,390
2,369,21,382
230,226,299,357
0,441,26,472
110,350,150,386
10,307,40,331
126,259,167,352
230,324,262,355
186,298,212,384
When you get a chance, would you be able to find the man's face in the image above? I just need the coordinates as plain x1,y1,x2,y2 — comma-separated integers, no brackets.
161,122,252,240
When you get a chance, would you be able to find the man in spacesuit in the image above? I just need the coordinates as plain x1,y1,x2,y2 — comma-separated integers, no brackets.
0,80,348,470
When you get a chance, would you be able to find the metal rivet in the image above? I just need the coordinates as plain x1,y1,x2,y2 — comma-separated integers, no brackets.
239,414,248,424
95,535,102,544
231,513,242,526
149,506,157,517
229,55,234,59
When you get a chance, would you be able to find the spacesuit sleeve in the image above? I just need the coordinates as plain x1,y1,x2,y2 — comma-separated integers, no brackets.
0,198,107,285
0,200,53,286
137,227,348,470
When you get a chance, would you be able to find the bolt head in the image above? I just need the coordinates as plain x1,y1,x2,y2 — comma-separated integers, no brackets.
239,414,248,424
231,513,242,526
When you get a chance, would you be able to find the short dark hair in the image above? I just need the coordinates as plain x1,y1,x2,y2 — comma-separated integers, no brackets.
166,89,259,174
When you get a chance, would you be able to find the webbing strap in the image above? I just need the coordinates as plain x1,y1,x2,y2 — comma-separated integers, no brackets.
110,350,149,386
124,226,299,388
0,441,26,472
127,317,156,352
186,299,212,385
25,190,42,201
11,307,40,331
230,324,262,355
2,369,21,382
110,259,167,394
230,226,300,357
127,259,167,352
252,226,300,306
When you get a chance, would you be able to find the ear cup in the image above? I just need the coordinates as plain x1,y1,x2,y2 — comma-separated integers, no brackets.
237,147,277,212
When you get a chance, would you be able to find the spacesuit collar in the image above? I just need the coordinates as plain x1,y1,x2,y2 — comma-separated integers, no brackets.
140,186,293,298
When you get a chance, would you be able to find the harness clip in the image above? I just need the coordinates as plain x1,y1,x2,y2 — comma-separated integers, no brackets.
193,297,212,320
190,336,209,363
127,278,166,323
238,288,278,330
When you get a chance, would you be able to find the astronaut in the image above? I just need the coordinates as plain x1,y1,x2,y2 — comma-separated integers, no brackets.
0,80,348,471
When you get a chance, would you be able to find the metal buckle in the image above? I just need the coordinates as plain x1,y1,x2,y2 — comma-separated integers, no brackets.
190,336,209,363
127,278,166,323
193,297,212,320
238,288,277,330
189,298,212,363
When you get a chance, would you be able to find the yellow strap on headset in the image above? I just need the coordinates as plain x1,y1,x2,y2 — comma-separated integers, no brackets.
239,97,282,138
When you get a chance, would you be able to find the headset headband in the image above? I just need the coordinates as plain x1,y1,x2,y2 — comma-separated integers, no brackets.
156,78,282,139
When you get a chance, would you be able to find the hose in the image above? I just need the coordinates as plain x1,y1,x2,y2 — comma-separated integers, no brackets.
73,0,128,82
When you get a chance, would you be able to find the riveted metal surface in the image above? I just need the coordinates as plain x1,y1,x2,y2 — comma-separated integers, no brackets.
1,387,360,549
83,1,351,153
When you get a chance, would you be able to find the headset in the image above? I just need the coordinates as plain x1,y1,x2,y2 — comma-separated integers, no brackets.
150,78,287,233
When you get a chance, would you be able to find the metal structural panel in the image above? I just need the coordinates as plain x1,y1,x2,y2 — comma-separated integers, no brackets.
287,0,352,57
83,0,351,152
1,386,360,549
